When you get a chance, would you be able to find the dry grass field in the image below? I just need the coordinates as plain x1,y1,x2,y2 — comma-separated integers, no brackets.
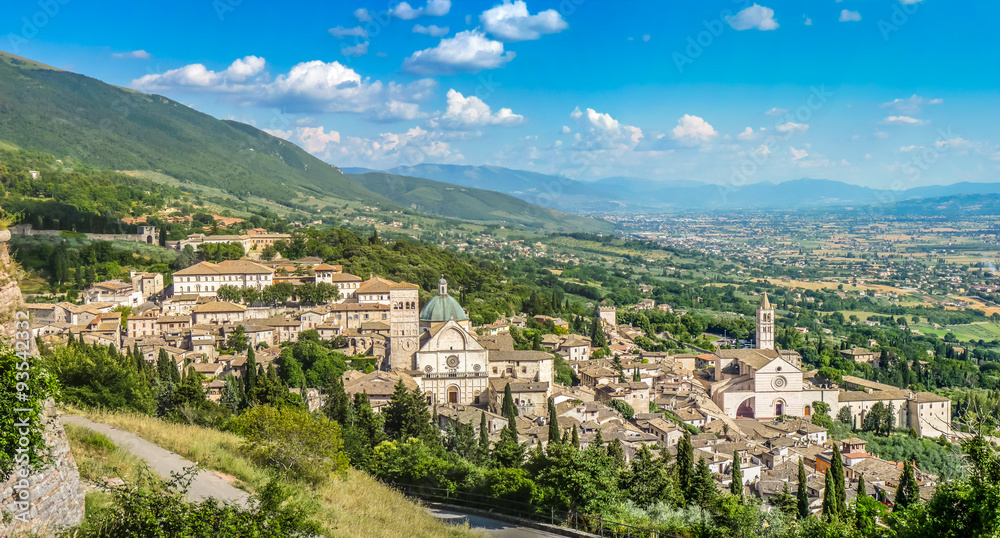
64,408,480,538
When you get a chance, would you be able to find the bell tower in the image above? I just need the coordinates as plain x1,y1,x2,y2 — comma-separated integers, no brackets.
388,282,420,370
756,292,774,350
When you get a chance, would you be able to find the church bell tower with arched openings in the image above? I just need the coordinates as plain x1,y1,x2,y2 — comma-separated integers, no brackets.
756,292,774,350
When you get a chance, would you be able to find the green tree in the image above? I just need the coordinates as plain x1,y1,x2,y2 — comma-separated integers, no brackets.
895,459,919,511
797,457,810,519
731,451,743,502
830,442,846,516
822,468,838,522
547,399,560,444
322,375,350,425
624,444,676,508
690,456,717,508
677,430,694,502
233,405,349,485
382,381,435,444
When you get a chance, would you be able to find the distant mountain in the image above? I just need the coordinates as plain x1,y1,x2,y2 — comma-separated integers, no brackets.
0,51,606,232
348,172,612,232
383,163,1000,213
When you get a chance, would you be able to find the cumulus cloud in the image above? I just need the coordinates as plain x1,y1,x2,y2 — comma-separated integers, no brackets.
133,55,265,90
561,125,571,134
670,115,718,145
790,146,808,160
133,56,436,120
413,24,449,37
112,50,150,59
570,106,643,150
431,89,524,129
390,0,450,20
737,127,764,141
354,8,372,22
402,30,514,75
285,124,463,168
329,26,368,38
480,0,568,42
881,94,943,114
726,4,779,31
883,115,929,126
839,9,861,22
776,122,809,135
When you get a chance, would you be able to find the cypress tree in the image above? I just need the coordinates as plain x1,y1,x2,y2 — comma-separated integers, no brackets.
592,429,603,449
677,430,694,502
797,458,810,519
502,383,518,417
857,476,866,498
691,456,716,508
830,443,846,515
479,411,490,453
895,460,919,511
323,376,350,424
547,399,560,444
730,451,743,502
822,468,837,521
571,424,580,448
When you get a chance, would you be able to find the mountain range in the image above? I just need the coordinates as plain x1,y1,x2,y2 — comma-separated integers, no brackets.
0,51,609,233
346,164,1000,213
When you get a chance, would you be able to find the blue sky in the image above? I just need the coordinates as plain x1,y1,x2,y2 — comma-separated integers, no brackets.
4,0,1000,188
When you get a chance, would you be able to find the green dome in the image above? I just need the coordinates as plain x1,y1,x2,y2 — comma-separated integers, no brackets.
420,293,468,322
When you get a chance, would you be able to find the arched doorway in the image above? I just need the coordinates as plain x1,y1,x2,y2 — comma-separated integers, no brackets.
736,397,755,418
774,399,786,417
447,385,460,404
804,405,811,417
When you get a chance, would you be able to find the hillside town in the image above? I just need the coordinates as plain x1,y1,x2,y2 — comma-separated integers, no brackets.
24,241,955,514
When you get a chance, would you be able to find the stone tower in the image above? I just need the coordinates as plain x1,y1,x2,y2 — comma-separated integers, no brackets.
756,292,774,350
388,282,420,370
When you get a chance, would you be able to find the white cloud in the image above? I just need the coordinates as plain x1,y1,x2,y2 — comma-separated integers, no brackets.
480,0,568,42
354,8,373,22
341,42,369,57
726,4,779,31
561,125,571,134
874,130,889,139
881,94,943,114
570,106,643,150
776,122,809,135
329,26,368,38
790,146,808,160
112,50,150,59
402,30,514,75
132,55,265,89
642,34,651,42
431,89,524,129
288,125,463,168
390,0,450,20
413,24,449,37
899,145,917,152
803,17,812,26
670,114,718,145
883,115,929,125
737,127,763,140
765,107,787,116
262,128,293,140
755,144,771,156
134,56,436,119
839,10,861,22
900,0,923,4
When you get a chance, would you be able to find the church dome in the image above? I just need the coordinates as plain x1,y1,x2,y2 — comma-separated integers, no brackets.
420,279,468,322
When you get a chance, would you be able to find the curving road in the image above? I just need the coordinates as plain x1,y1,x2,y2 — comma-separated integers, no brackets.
60,415,251,506
427,507,573,538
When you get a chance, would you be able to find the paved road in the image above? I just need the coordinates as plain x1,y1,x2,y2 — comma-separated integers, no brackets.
428,507,571,538
60,415,250,506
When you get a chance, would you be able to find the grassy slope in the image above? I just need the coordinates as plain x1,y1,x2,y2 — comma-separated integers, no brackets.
351,172,613,233
0,51,387,208
0,51,605,233
63,408,477,538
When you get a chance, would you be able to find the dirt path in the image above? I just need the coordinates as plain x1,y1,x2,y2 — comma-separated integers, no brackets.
61,415,251,506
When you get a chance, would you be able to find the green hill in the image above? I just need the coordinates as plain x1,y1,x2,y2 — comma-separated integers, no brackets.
350,172,612,232
0,50,606,232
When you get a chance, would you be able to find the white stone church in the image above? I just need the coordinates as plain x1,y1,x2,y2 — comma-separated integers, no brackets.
711,293,953,439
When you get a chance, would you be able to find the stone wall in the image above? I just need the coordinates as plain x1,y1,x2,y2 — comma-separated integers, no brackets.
0,403,85,536
0,239,86,536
